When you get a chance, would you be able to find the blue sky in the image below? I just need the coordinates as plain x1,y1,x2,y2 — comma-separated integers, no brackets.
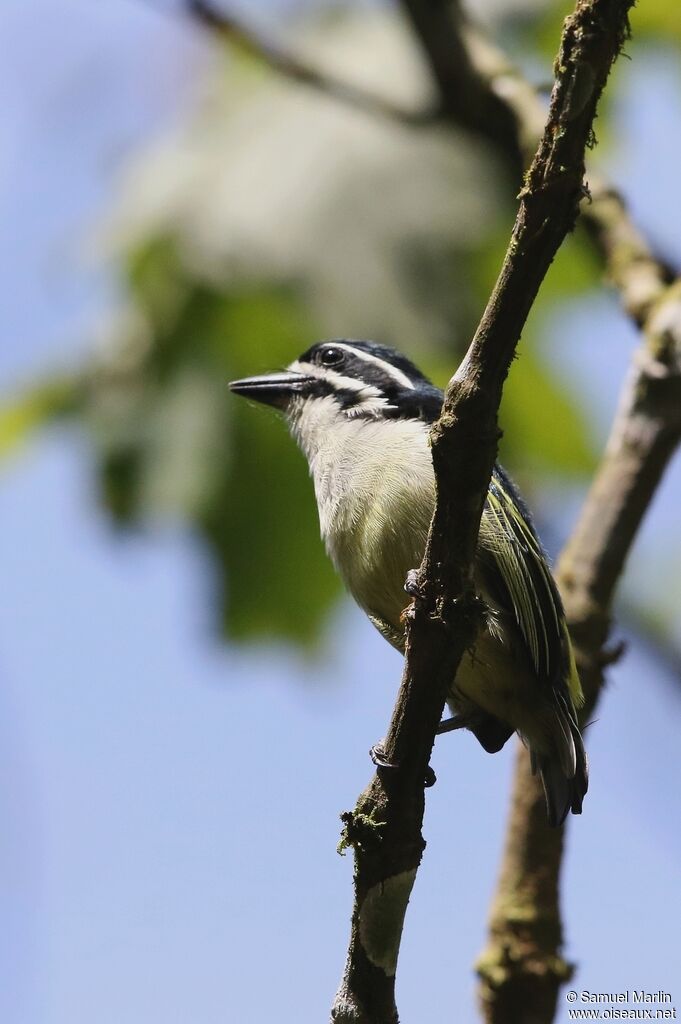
1,3,680,1023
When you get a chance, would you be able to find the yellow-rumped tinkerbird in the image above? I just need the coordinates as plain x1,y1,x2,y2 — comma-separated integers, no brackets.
230,340,588,826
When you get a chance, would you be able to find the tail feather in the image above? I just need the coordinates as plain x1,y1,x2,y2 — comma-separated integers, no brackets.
535,716,589,828
553,706,577,779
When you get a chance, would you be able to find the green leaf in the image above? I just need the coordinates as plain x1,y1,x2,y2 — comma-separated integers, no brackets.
0,379,80,459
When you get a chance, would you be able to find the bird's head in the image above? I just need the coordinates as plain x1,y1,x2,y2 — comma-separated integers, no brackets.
228,339,443,425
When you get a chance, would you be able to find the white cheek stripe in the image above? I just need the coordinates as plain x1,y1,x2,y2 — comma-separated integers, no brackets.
332,343,416,391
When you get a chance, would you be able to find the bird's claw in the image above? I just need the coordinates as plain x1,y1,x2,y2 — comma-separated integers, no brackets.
404,569,425,602
370,741,436,788
369,741,396,770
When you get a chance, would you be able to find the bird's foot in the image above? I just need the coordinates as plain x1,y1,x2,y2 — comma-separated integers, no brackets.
404,569,426,602
370,741,436,788
369,740,395,770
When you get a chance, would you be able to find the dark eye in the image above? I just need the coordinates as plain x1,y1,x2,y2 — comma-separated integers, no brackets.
319,346,345,368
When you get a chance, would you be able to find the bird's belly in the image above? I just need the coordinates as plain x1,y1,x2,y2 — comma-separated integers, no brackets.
331,508,428,630
314,416,435,630
334,513,549,749
450,629,547,747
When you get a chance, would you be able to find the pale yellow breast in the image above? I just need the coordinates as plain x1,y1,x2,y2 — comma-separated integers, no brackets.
320,419,436,628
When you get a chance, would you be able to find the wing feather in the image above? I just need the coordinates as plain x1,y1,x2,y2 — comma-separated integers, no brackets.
479,467,564,689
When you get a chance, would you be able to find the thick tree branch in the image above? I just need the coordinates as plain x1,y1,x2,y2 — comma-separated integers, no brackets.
183,0,437,126
331,3,633,1021
477,282,681,1024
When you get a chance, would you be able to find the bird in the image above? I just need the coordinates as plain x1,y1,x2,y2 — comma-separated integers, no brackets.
229,339,588,826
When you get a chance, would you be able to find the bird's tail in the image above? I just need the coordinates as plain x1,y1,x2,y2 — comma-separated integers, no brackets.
532,699,589,828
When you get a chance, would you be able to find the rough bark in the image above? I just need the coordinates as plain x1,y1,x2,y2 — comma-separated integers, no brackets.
383,5,680,1020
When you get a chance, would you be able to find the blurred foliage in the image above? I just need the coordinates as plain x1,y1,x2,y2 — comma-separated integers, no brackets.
499,342,595,476
90,241,342,646
525,0,681,59
470,225,600,476
0,2,626,649
0,379,79,458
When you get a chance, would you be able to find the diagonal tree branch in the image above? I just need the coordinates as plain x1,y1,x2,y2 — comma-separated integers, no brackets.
331,3,634,1020
477,276,681,1024
388,7,680,1020
183,0,438,126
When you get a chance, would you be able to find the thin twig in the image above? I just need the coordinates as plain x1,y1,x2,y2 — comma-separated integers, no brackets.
331,3,634,1021
400,1,674,329
184,0,437,127
398,0,524,179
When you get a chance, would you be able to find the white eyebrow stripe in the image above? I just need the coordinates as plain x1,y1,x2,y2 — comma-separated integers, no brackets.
331,344,416,390
288,360,383,398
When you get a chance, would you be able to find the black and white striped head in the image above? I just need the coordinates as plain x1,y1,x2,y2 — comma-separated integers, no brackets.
229,340,444,423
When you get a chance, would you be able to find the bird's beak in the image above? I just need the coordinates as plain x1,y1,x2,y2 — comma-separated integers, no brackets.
228,371,314,410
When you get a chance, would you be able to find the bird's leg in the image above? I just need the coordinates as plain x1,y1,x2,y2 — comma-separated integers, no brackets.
436,714,468,735
370,741,436,788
